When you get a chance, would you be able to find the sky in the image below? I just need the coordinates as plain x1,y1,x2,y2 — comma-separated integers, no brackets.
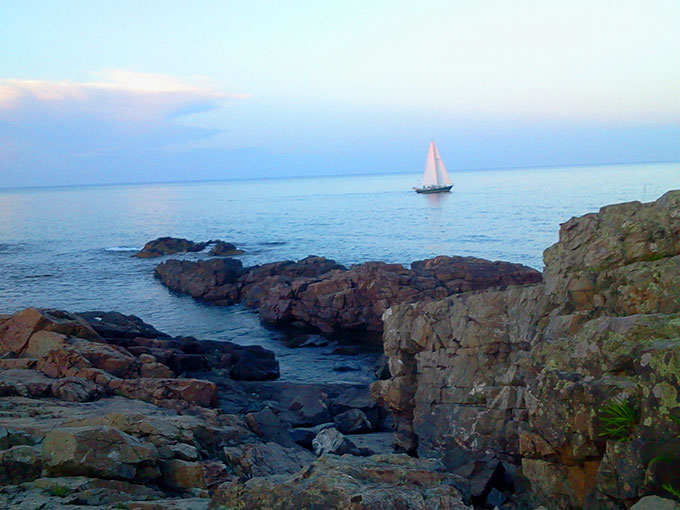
1,0,679,187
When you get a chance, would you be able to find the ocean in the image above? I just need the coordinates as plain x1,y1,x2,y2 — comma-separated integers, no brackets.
1,162,678,381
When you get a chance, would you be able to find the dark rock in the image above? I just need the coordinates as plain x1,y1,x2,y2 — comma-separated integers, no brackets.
245,408,295,446
77,311,170,339
227,344,280,381
154,258,243,304
289,423,334,449
135,237,207,258
331,386,380,430
486,487,507,507
373,354,391,380
208,240,245,256
333,409,373,434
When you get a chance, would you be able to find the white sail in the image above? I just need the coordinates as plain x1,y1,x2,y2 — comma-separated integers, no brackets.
432,143,452,186
422,141,438,186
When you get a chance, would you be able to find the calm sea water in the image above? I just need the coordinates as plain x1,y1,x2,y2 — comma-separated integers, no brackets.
1,163,678,381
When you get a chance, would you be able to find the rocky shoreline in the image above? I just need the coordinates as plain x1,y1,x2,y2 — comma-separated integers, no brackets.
0,190,678,509
153,252,542,334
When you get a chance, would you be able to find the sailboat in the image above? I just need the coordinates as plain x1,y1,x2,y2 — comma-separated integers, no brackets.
414,141,453,194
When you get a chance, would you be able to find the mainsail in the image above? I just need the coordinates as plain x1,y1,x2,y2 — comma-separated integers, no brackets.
422,141,451,186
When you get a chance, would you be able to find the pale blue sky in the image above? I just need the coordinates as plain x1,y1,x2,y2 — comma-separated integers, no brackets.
1,0,679,186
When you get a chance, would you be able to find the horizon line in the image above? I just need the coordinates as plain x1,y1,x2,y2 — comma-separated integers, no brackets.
1,158,678,193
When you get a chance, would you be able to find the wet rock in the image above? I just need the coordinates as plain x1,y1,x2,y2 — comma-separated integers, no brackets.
208,240,244,256
135,237,207,258
154,258,243,304
42,426,159,481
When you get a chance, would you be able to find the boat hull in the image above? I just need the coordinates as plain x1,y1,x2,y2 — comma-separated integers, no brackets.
414,185,453,194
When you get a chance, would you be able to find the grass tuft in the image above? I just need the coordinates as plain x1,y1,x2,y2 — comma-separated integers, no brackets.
663,483,680,500
49,484,70,497
598,398,638,441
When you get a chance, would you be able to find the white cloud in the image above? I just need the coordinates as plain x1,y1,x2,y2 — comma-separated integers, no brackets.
0,70,248,123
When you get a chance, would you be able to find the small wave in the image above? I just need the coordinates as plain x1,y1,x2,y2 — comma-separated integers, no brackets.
105,246,141,252
24,274,53,279
259,241,288,246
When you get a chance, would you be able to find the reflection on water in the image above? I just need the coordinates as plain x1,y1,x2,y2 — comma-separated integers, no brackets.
424,192,450,207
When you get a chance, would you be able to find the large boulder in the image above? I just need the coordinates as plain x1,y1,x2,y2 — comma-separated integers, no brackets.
77,311,170,339
155,258,244,304
0,308,99,355
135,237,207,258
41,426,159,481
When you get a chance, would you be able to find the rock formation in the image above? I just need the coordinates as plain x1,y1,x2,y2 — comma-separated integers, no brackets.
135,237,244,259
0,307,406,509
135,237,209,258
155,254,542,334
372,190,680,509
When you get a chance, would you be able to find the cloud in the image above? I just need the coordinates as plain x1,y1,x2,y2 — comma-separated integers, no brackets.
0,70,249,185
0,69,247,123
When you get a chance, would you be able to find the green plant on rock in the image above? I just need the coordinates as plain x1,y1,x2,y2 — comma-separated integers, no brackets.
663,483,680,501
670,415,680,432
49,484,70,497
113,504,128,510
598,399,638,441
